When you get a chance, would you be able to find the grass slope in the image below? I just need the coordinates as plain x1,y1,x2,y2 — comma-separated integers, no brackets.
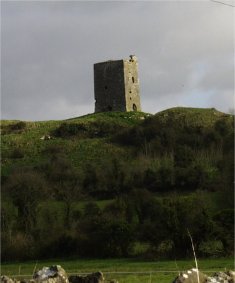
1,111,150,177
1,107,232,179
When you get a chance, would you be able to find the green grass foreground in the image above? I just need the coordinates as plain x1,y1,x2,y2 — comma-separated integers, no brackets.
1,258,234,283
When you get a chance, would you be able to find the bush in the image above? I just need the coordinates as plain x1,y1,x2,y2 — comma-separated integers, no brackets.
54,122,87,137
198,240,224,257
10,148,24,159
79,217,134,257
39,234,78,258
10,121,27,131
213,209,234,254
156,240,174,258
54,121,125,139
1,121,27,135
42,144,65,155
1,232,35,261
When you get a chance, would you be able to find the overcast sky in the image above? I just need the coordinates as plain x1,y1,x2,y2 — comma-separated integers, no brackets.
1,0,234,121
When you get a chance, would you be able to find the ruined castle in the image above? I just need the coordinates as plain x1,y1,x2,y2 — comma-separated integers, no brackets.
94,55,141,112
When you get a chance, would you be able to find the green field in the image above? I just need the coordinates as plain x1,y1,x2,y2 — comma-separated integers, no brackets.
1,258,234,283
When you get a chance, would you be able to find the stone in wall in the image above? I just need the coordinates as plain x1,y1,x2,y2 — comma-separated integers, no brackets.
33,266,69,283
173,269,235,283
1,276,18,283
173,268,207,283
206,271,235,283
68,272,104,283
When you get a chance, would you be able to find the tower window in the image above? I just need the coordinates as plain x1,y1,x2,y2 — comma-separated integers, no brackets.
130,97,132,100
132,77,135,83
129,90,132,93
133,104,137,111
105,86,108,90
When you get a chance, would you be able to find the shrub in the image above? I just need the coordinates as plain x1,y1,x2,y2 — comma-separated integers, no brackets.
54,122,87,137
40,234,78,258
198,240,224,257
54,121,125,139
10,148,24,159
1,232,35,261
1,121,27,135
42,144,65,156
10,121,27,131
156,240,174,258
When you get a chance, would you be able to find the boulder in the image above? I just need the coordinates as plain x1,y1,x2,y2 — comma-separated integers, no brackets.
68,272,104,283
33,266,69,283
1,276,18,283
173,268,207,283
206,271,235,283
173,269,235,283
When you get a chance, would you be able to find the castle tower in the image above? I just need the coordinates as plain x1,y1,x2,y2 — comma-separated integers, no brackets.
94,55,141,112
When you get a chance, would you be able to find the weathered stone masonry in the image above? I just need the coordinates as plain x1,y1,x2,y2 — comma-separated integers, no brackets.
94,55,141,113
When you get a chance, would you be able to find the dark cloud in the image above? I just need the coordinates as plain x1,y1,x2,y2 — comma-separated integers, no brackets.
1,1,234,120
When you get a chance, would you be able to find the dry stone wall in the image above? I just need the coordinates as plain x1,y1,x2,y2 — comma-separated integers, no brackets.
1,265,235,283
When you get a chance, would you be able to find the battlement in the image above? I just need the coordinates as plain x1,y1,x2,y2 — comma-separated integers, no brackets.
94,55,141,112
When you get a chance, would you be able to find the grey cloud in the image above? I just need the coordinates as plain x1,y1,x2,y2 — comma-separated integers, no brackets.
1,1,234,120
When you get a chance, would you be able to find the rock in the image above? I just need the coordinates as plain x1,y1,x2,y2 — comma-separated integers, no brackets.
206,271,235,283
1,276,17,283
40,135,51,140
173,268,207,283
173,270,235,283
227,271,235,283
33,266,69,283
68,272,104,283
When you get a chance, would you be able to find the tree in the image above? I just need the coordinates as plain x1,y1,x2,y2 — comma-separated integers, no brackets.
47,155,80,228
3,169,45,233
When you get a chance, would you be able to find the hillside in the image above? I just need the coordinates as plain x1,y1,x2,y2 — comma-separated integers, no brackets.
1,107,234,261
1,107,233,179
1,111,151,178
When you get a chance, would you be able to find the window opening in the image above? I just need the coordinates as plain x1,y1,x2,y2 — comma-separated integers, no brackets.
132,77,135,83
133,104,137,111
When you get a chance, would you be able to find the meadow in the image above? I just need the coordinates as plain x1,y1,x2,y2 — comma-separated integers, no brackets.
1,258,234,283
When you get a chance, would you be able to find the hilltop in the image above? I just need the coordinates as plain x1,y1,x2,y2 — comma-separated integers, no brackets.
1,107,234,261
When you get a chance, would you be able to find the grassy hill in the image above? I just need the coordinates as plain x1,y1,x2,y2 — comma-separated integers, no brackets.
1,111,151,177
1,107,234,261
1,107,233,178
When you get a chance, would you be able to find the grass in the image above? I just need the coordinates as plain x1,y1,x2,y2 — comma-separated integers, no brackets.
1,258,234,283
155,107,232,128
1,107,233,179
1,111,149,177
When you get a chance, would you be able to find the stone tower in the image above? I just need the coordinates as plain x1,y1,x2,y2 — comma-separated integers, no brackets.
94,55,141,112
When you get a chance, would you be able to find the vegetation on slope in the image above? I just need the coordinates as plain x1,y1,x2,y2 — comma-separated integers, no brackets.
1,107,234,261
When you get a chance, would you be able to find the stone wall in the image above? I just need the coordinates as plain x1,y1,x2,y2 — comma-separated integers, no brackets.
1,265,234,283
